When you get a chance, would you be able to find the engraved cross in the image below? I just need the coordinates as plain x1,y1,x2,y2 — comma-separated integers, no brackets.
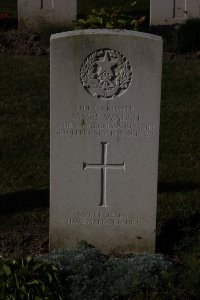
83,142,125,207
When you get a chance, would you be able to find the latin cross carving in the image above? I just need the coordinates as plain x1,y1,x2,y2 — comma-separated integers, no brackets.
83,142,125,207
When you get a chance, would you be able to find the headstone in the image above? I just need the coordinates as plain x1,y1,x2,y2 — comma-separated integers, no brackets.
150,0,200,26
50,30,163,253
18,0,76,32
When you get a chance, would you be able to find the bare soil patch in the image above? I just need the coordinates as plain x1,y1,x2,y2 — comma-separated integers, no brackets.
0,30,49,56
0,212,49,259
0,190,49,259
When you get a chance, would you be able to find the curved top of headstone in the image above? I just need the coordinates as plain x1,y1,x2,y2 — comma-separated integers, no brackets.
50,29,162,42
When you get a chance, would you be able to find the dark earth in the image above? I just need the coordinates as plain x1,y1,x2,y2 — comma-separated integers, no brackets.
0,190,49,259
0,212,49,259
1,29,200,59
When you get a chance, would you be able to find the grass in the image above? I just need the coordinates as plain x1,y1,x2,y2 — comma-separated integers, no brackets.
0,55,199,297
0,56,50,193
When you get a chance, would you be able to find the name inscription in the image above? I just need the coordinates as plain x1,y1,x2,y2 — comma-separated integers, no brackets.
56,105,157,138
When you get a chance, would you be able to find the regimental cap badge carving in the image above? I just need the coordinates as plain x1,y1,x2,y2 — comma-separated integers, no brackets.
80,48,133,100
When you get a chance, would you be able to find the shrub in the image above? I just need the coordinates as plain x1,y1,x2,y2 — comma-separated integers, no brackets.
177,18,200,52
76,1,146,30
0,256,63,300
38,241,172,300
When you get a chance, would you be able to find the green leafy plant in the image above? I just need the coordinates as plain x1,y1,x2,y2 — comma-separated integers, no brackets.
177,18,200,52
76,1,145,30
0,256,63,300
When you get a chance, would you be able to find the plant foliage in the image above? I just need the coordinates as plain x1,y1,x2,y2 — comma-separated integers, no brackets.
76,1,145,30
0,256,63,300
38,241,172,300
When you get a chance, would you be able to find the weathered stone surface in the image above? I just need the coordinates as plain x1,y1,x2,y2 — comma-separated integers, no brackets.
150,0,200,26
50,30,163,253
18,0,76,32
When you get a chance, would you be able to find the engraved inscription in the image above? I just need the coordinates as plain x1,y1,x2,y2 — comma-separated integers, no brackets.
56,105,157,138
80,49,132,99
66,211,140,227
83,142,125,207
66,218,139,226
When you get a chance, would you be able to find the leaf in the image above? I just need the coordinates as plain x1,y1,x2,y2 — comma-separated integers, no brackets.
106,22,114,29
77,19,87,25
88,15,103,25
16,287,29,295
117,19,127,25
131,1,137,7
51,265,58,271
27,279,40,286
47,272,52,283
26,256,33,264
2,264,11,276
15,273,19,288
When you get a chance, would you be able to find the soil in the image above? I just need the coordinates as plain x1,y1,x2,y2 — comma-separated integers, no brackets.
0,30,49,56
0,212,49,259
0,189,49,259
0,29,200,59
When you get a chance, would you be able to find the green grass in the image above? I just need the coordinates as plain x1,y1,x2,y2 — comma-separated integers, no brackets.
0,56,50,193
0,56,199,242
0,55,199,297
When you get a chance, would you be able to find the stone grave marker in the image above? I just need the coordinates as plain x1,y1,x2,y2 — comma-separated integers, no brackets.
150,0,200,26
18,0,76,32
50,30,163,253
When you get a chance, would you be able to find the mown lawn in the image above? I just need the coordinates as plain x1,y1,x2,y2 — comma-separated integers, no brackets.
0,56,50,193
0,55,199,240
0,46,199,300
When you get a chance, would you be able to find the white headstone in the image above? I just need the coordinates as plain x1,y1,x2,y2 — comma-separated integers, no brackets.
50,30,163,253
150,0,200,26
18,0,76,32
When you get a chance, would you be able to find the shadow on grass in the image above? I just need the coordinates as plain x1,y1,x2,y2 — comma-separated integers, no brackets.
156,212,200,255
158,181,200,193
0,189,49,215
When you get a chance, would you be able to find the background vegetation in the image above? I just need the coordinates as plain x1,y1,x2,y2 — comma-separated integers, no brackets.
0,0,149,19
